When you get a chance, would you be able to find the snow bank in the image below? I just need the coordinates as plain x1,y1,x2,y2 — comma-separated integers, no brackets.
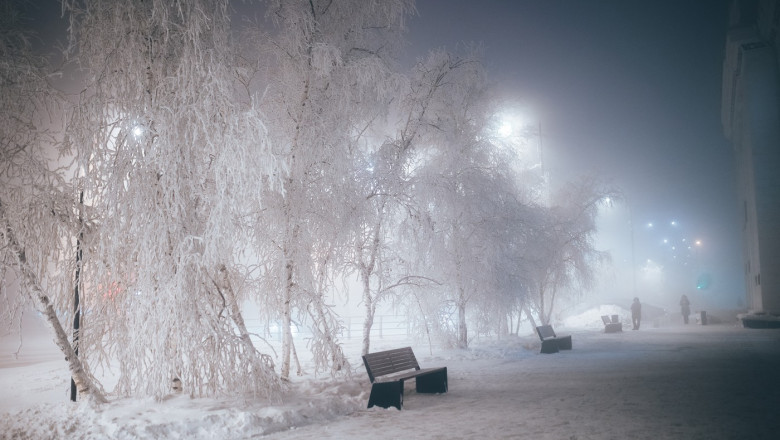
562,304,629,328
1,373,368,439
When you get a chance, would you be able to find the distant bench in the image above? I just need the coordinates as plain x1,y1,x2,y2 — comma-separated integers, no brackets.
601,315,623,333
535,324,573,354
362,346,448,410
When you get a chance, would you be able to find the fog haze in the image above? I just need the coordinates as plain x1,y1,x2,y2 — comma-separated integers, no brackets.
407,0,742,305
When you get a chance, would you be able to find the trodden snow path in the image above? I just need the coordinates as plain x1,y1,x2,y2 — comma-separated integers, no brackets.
2,323,779,439
264,325,780,440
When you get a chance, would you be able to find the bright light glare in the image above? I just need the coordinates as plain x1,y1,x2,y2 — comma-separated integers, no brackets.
498,121,513,138
132,125,144,138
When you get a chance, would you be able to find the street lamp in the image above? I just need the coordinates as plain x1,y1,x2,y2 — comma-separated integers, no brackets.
629,205,637,297
496,109,543,172
498,120,513,138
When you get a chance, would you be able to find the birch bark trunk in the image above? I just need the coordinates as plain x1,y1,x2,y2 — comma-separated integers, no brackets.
215,264,281,394
1,202,107,404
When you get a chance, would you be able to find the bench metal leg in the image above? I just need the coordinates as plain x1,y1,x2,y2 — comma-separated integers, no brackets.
556,335,572,350
415,368,448,394
367,381,403,410
540,339,559,354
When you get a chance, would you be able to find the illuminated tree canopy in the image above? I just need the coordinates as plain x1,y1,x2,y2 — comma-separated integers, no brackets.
1,0,613,402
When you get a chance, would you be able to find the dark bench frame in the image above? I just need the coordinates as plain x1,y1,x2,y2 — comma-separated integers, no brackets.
536,324,573,354
601,315,623,333
362,346,448,410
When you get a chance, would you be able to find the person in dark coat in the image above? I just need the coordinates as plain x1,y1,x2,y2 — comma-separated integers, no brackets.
631,297,642,330
680,294,691,324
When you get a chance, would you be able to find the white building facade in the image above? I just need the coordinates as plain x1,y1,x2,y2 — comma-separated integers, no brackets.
721,0,780,315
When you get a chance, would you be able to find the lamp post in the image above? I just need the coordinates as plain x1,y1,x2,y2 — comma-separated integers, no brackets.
71,190,83,402
630,205,637,297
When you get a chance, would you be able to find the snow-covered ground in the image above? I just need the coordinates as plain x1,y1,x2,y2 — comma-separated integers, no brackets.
2,309,779,440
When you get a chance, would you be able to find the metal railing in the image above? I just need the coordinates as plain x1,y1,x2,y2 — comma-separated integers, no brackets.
244,314,411,343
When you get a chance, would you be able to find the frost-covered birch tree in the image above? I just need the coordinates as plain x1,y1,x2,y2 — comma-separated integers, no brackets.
257,0,413,377
0,1,107,403
411,50,524,348
524,177,616,325
61,0,283,399
347,49,490,356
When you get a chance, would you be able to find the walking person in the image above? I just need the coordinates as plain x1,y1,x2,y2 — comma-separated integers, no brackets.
631,297,642,330
680,294,691,324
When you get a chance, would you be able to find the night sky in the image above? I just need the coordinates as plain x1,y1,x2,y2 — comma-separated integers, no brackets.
407,0,743,300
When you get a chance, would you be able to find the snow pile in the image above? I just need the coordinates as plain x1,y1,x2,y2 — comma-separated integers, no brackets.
0,323,371,439
1,374,368,439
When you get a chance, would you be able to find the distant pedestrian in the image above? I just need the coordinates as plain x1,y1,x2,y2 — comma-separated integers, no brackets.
631,297,642,330
680,294,691,324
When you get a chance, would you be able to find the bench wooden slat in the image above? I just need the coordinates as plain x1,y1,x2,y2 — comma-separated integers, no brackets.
379,366,444,382
536,324,557,340
363,347,420,382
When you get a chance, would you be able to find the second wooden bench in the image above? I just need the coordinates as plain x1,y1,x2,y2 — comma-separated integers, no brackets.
535,324,573,354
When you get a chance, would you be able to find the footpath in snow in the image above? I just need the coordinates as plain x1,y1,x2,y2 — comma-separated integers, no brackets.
2,320,780,439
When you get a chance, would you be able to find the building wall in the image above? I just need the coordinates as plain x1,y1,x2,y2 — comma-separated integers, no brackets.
721,0,780,314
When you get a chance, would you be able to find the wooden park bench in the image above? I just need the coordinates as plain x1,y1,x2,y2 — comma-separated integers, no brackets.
362,346,448,410
601,315,623,333
535,324,573,354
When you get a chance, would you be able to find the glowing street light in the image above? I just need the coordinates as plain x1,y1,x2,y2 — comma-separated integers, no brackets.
498,121,513,138
495,109,544,171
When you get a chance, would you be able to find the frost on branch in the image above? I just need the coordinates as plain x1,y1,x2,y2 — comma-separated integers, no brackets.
0,1,107,402
522,177,617,326
61,0,283,399
257,0,413,379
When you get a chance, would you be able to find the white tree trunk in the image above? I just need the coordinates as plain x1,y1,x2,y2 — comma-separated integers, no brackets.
308,293,348,375
359,218,382,356
215,265,281,394
522,304,538,334
1,208,106,404
281,256,294,380
457,291,468,349
361,267,375,356
454,250,469,349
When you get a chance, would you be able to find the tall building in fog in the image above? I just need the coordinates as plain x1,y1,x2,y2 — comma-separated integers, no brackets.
721,0,780,318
